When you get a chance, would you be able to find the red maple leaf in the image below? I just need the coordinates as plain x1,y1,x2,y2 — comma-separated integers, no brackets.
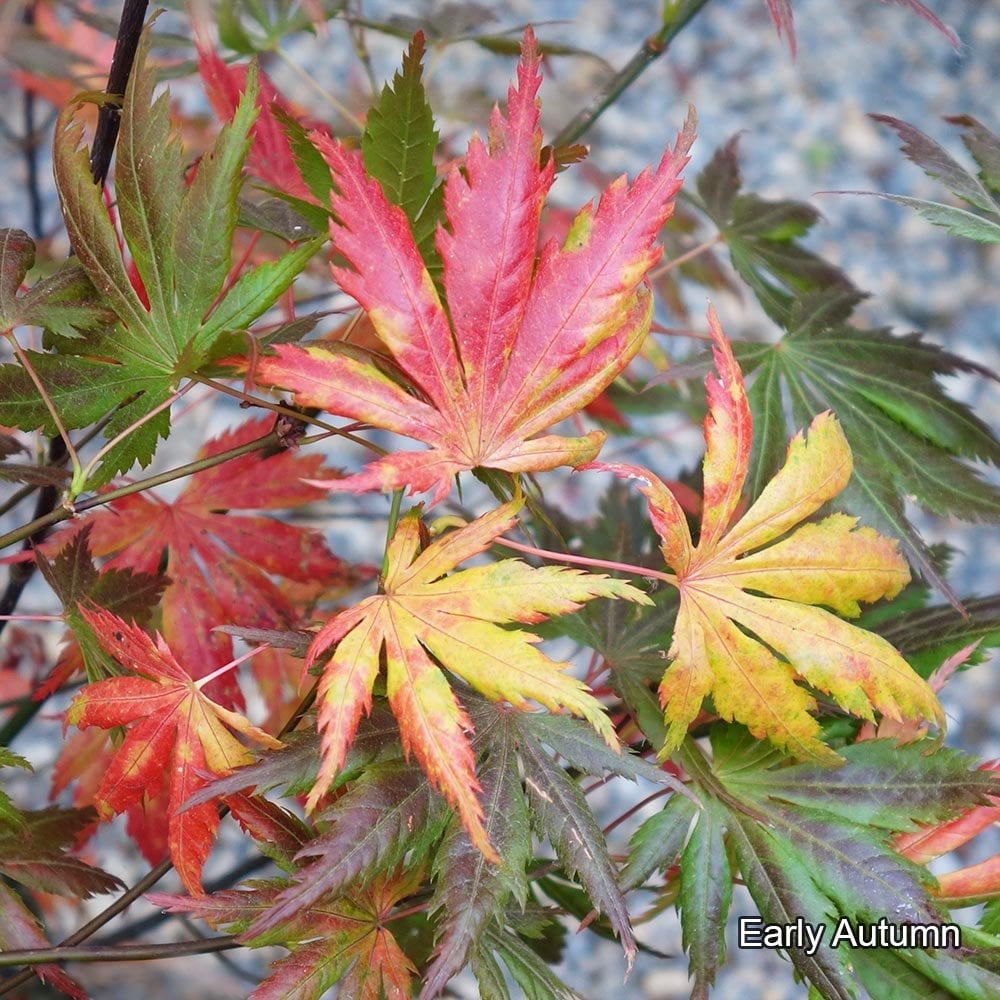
66,609,282,894
196,43,322,203
57,416,360,705
255,30,695,504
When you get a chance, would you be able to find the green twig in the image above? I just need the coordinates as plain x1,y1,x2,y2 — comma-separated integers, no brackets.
552,0,714,147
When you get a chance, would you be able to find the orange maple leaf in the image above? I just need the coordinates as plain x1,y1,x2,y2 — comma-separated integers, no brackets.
589,308,943,762
254,30,695,504
66,608,282,894
305,499,650,857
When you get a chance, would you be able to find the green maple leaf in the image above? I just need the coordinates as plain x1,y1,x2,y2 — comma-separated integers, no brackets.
693,136,858,319
0,26,320,486
628,728,1000,1000
250,760,447,936
360,30,444,277
150,865,424,1000
737,287,1000,604
846,114,1000,244
422,711,531,998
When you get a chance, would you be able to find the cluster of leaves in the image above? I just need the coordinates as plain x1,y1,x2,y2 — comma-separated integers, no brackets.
1,3,1000,999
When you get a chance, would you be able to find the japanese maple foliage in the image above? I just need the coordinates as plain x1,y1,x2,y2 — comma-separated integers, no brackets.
50,416,358,705
588,309,943,760
196,43,319,203
3,7,1000,1000
150,865,424,1000
306,498,649,856
66,608,282,894
255,30,696,503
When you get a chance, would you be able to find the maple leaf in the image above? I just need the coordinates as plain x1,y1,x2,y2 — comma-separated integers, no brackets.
0,27,322,485
733,287,1000,608
422,712,531,999
0,883,87,999
254,30,695,504
0,227,111,338
66,608,282,894
641,728,995,999
196,43,320,204
149,865,423,1000
590,309,942,762
854,113,1000,243
57,416,357,705
305,498,650,856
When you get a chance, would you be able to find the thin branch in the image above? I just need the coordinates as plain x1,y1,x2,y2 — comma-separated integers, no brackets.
20,1,43,236
89,0,150,185
552,0,715,147
0,0,149,642
191,375,378,450
0,857,173,997
649,232,724,279
0,404,140,519
0,935,240,968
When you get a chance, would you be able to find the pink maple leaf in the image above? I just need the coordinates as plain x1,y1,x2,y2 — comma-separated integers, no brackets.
255,28,695,504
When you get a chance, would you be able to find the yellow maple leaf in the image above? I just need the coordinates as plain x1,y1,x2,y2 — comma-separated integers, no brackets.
590,308,943,762
305,500,650,856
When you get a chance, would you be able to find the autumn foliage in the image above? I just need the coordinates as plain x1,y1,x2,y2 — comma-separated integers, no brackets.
2,3,1000,999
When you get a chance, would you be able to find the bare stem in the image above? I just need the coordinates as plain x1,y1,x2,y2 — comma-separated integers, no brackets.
552,0,715,147
495,536,676,586
0,936,240,968
650,232,724,278
0,857,173,997
192,375,386,454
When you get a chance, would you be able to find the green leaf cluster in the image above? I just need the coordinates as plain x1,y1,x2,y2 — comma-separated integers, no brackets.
0,29,320,487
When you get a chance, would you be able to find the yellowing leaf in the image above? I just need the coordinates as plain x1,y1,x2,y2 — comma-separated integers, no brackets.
590,309,942,762
306,500,650,856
